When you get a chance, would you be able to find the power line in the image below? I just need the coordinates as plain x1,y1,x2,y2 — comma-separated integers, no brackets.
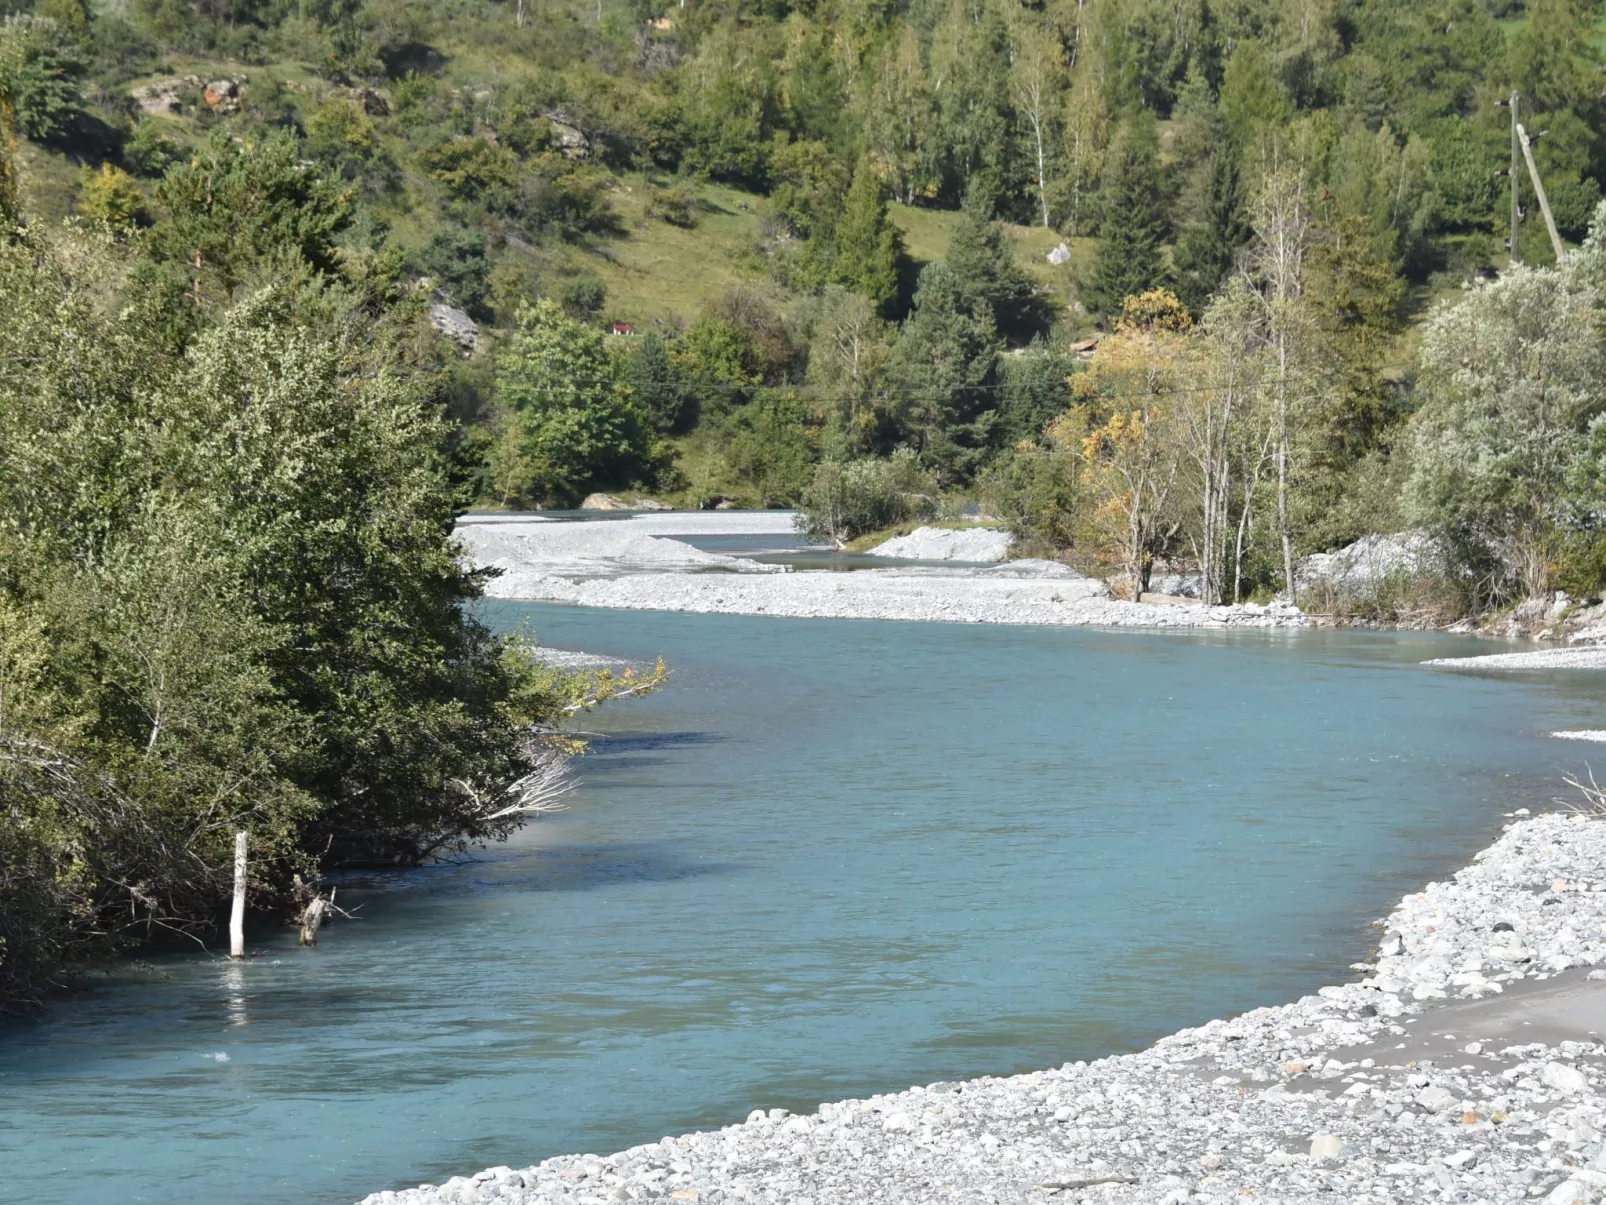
493,370,1338,405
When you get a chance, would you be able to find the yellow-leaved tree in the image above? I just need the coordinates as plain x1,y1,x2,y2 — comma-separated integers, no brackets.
1049,289,1194,596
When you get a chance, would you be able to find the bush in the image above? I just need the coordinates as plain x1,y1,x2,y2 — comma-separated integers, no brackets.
0,15,84,142
795,451,936,546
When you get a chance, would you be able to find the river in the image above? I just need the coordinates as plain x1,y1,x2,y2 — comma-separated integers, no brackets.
2,604,1603,1205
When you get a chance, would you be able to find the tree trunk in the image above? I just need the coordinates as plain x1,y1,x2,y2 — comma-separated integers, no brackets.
228,830,247,960
299,893,332,946
1031,110,1049,228
1276,338,1295,605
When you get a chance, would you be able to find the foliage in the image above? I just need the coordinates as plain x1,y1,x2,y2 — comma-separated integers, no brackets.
628,331,687,433
1083,132,1170,319
0,228,648,1005
492,298,660,505
414,224,491,319
78,162,144,229
1406,221,1606,602
0,15,82,142
152,129,354,305
795,450,936,546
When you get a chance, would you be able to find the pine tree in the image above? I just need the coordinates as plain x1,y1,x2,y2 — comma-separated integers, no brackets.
629,332,686,434
831,160,906,314
1173,151,1250,315
888,262,1001,481
1082,138,1171,320
945,179,1036,337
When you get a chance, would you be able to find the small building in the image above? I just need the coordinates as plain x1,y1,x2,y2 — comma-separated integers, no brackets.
610,322,637,336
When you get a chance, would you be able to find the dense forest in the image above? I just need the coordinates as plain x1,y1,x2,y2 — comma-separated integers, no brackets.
1,0,1605,1001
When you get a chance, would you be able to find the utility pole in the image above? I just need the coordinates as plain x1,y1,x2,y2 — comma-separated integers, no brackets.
1508,91,1522,265
1516,122,1566,261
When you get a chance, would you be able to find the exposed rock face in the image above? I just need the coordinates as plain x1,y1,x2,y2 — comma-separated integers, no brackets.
346,86,389,116
868,526,1014,563
203,78,244,112
1149,573,1202,599
631,498,673,511
542,112,591,159
427,304,479,355
1298,531,1442,600
131,76,200,115
579,493,628,511
1047,241,1071,265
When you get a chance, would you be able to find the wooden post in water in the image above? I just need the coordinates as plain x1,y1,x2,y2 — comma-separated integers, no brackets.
228,830,247,960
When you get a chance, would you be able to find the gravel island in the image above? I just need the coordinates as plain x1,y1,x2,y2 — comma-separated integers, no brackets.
458,516,1306,630
356,811,1606,1205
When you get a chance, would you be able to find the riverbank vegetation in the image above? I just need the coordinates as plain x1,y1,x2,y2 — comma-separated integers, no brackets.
2,0,1603,614
0,0,1602,1001
0,137,662,1007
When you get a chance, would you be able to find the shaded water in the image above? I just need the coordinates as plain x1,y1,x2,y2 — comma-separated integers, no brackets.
3,609,1605,1205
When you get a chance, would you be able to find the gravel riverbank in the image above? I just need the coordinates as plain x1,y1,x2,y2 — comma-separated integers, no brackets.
458,516,1305,630
1425,648,1606,672
357,810,1606,1205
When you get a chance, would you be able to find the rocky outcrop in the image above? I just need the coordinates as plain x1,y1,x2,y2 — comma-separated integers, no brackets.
133,75,247,115
427,304,479,355
578,493,628,511
1298,531,1442,600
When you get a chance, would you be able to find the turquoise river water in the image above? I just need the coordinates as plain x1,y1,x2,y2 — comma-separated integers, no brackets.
2,606,1605,1205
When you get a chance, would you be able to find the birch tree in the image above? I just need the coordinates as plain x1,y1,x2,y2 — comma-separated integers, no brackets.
1008,15,1065,228
1247,169,1311,602
1183,280,1266,604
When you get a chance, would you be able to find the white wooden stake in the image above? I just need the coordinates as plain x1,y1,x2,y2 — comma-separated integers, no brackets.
229,830,248,960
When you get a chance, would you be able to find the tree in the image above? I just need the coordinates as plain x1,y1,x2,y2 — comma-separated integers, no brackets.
807,287,893,451
1054,289,1192,595
795,450,935,546
858,23,941,205
888,262,1001,482
1008,16,1065,229
0,16,83,142
0,230,644,1002
493,299,659,505
830,158,904,314
945,180,1038,338
1184,280,1266,604
628,332,687,433
1173,150,1250,315
413,225,491,320
1083,133,1170,319
1248,169,1311,602
78,163,145,230
1407,246,1606,602
153,129,354,305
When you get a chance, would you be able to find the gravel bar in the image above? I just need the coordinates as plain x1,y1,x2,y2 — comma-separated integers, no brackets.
356,811,1606,1205
1424,648,1606,671
485,569,1308,629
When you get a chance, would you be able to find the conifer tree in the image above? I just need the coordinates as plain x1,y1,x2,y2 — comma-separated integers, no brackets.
1082,137,1171,319
945,179,1036,337
832,159,905,314
629,332,687,434
1173,151,1250,315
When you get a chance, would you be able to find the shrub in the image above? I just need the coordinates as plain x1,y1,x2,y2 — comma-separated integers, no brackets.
795,451,936,546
